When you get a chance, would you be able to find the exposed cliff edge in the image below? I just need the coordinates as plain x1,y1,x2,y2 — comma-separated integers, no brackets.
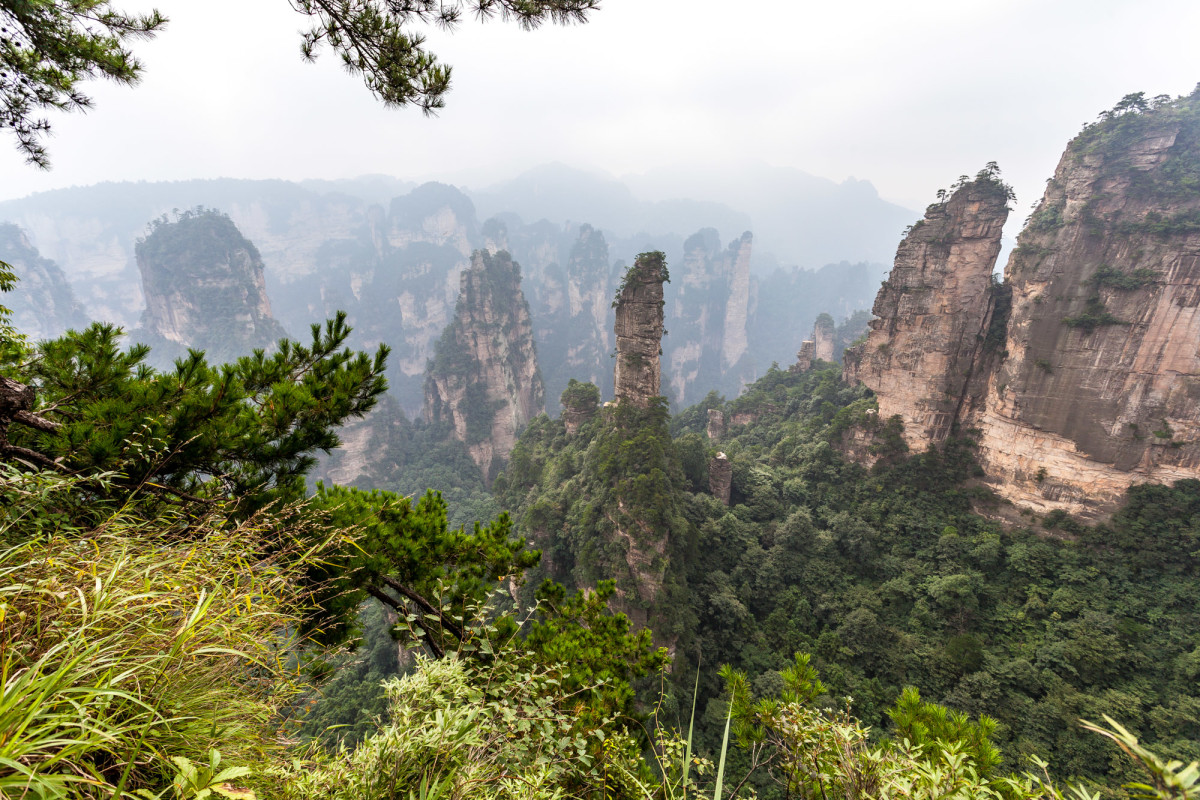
424,249,545,483
0,223,86,340
613,252,669,407
842,175,1010,449
976,92,1200,514
845,90,1200,515
133,209,288,364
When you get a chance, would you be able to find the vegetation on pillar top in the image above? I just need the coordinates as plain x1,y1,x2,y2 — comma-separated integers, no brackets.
613,250,670,307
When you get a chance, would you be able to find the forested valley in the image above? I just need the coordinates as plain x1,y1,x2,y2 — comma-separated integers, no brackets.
4,1,1200,796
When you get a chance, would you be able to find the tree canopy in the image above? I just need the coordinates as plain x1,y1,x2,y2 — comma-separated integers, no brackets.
1,0,600,167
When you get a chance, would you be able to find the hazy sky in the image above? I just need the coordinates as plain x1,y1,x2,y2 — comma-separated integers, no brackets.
2,0,1199,226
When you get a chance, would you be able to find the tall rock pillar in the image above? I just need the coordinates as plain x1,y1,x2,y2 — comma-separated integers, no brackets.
613,251,669,407
842,177,1009,449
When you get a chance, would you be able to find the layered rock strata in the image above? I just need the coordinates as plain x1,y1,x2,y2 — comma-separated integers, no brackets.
424,250,545,482
973,96,1200,514
792,340,816,373
843,178,1009,450
613,252,669,407
845,90,1200,515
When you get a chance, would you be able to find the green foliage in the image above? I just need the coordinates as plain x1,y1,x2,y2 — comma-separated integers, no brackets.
887,686,1001,777
293,1,597,114
0,465,325,799
560,377,601,412
265,650,659,800
525,579,669,719
307,485,540,654
1088,265,1159,290
494,361,1200,794
0,0,167,167
3,313,388,513
1063,296,1124,333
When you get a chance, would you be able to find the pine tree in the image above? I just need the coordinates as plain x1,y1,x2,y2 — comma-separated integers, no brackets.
0,313,389,513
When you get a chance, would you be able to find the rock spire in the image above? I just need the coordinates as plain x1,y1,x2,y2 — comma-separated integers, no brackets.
613,251,669,407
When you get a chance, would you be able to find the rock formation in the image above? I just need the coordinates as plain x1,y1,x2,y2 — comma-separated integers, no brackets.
134,209,288,364
793,340,816,373
666,230,755,405
560,379,600,436
613,252,669,407
706,408,726,440
525,224,616,409
845,89,1200,515
424,249,545,482
974,93,1200,514
0,224,86,340
709,452,733,505
813,312,837,362
842,177,1009,449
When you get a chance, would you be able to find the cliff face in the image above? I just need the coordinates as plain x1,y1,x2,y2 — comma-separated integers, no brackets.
134,209,288,363
613,252,669,407
813,312,837,362
843,178,1009,450
665,230,755,405
525,224,616,408
973,94,1200,514
845,90,1200,515
424,249,545,482
0,223,86,340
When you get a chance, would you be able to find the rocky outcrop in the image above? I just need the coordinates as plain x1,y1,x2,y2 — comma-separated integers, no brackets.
793,340,816,373
706,408,726,440
134,209,288,364
709,452,732,505
527,224,616,408
845,90,1200,515
813,313,837,362
424,249,545,482
666,230,755,405
972,93,1200,514
560,379,600,436
0,223,86,340
843,177,1009,450
613,252,669,407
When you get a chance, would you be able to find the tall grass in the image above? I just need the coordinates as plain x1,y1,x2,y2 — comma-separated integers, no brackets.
0,467,328,799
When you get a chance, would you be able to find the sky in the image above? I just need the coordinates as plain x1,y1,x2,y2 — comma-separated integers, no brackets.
2,0,1200,230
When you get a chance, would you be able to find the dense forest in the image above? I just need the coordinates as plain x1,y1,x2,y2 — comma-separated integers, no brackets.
5,220,1200,800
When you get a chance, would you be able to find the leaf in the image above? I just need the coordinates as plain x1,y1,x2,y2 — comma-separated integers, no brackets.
212,785,257,800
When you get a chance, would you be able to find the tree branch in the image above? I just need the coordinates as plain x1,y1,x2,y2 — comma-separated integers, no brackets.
380,574,465,642
366,585,445,658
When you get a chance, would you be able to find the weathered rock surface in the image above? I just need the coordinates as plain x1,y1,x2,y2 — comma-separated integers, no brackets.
0,223,87,340
666,230,756,405
813,312,837,362
424,250,545,482
613,252,669,407
560,379,600,436
973,95,1200,514
706,408,726,440
709,452,733,505
134,209,288,364
843,178,1009,450
792,340,816,373
845,90,1200,515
